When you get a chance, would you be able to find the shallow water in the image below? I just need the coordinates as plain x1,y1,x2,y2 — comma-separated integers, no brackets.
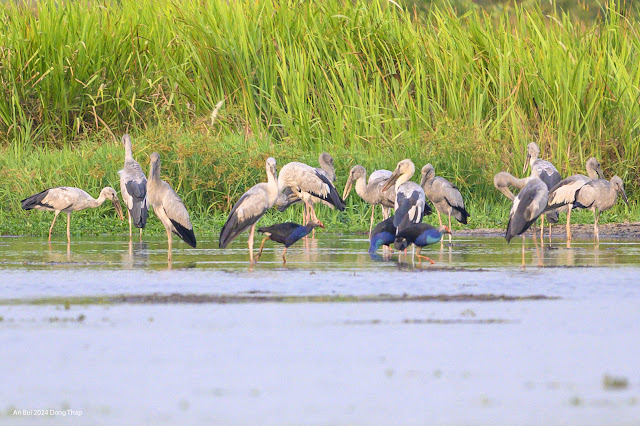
1,234,639,424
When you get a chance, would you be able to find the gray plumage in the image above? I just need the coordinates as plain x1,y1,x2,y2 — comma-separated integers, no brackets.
343,166,395,208
276,153,337,212
546,157,604,210
573,176,628,243
420,164,470,225
147,152,196,260
505,177,548,243
493,172,530,201
277,161,345,223
523,142,561,239
342,165,396,236
219,158,280,261
523,142,562,191
382,159,430,229
118,134,148,237
21,186,124,244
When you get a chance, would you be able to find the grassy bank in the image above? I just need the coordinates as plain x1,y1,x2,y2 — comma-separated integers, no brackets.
0,0,638,236
0,125,635,237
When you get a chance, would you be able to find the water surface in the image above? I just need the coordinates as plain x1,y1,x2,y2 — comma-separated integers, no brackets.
1,234,638,424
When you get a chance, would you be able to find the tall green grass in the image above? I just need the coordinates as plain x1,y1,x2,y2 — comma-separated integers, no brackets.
0,0,638,235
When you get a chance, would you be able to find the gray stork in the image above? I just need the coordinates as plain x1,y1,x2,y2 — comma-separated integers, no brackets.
571,176,628,243
545,157,604,241
505,177,548,268
382,159,430,228
523,142,562,243
493,172,530,200
147,152,196,261
419,163,470,244
118,134,148,241
275,153,337,222
277,160,345,225
219,157,280,263
342,165,395,237
21,186,124,244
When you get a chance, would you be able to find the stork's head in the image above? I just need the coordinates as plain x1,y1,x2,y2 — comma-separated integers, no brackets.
523,142,540,175
102,187,124,220
611,176,629,206
419,163,435,188
319,152,334,168
266,157,277,178
586,157,605,180
343,165,366,199
382,159,415,192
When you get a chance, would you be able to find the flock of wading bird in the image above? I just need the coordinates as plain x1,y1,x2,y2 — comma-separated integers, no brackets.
20,135,629,266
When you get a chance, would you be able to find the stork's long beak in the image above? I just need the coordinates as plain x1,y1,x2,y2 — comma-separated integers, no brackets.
522,153,530,175
619,189,629,206
113,198,124,220
597,167,605,179
382,169,400,192
342,176,353,200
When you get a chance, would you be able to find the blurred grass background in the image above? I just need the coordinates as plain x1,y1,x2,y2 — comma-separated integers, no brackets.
0,0,637,236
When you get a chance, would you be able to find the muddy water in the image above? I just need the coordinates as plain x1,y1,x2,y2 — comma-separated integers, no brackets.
1,234,639,424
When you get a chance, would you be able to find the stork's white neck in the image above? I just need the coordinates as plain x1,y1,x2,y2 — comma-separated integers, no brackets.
354,175,367,198
266,166,279,205
395,169,414,192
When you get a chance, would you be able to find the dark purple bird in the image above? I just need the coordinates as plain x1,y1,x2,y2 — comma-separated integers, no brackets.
369,216,408,254
394,221,451,264
255,219,325,264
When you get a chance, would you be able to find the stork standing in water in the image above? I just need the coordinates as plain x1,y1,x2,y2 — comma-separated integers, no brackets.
545,157,604,242
523,142,561,243
147,152,196,261
552,175,628,244
505,177,548,268
277,160,345,226
219,157,280,263
21,186,124,244
276,153,337,221
255,219,325,264
342,165,395,237
118,134,148,241
382,159,430,228
419,163,469,244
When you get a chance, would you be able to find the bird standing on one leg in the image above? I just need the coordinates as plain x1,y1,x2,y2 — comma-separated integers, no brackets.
219,157,280,263
21,186,124,244
255,219,325,264
118,134,148,241
147,152,196,261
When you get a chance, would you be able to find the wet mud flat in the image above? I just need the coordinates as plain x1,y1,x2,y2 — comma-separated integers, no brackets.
0,235,639,423
458,221,640,238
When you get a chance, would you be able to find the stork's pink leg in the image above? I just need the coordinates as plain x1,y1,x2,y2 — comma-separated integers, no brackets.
66,213,71,245
248,224,256,263
48,211,60,244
